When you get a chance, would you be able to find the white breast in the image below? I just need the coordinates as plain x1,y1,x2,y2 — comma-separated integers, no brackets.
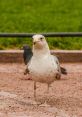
28,55,58,84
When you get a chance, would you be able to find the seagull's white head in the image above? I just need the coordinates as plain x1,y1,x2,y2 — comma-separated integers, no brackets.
32,34,50,56
32,34,48,49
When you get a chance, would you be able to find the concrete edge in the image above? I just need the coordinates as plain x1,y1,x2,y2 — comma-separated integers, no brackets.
0,50,82,63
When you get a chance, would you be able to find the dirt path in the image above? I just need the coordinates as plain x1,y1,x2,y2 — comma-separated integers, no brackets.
0,63,82,117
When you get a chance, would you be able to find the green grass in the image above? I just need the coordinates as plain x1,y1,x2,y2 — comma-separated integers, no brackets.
0,0,82,49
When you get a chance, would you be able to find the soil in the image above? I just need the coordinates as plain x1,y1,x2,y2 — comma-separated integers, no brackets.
0,63,82,117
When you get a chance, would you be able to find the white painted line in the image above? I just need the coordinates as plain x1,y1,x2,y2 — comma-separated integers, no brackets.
8,112,32,117
0,91,17,98
44,106,77,117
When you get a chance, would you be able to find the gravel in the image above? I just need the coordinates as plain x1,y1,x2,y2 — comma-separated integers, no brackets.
0,63,82,117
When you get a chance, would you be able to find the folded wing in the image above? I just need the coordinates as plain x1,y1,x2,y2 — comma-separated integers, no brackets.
23,45,33,65
52,55,67,75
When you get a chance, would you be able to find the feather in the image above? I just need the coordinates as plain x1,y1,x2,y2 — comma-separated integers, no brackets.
60,67,67,75
23,44,33,65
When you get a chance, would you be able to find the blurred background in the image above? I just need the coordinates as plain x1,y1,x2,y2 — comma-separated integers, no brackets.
0,0,82,50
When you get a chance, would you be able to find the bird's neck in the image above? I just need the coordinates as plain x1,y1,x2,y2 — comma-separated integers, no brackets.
33,47,50,58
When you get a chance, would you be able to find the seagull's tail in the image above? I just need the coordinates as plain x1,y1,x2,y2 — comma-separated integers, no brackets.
23,44,33,65
60,67,67,75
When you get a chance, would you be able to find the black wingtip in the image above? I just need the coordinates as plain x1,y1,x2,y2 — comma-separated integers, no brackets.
60,67,67,75
23,44,31,50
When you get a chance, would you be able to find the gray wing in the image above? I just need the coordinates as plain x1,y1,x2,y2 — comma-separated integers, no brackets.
23,44,33,65
23,45,33,75
52,55,61,73
52,55,67,75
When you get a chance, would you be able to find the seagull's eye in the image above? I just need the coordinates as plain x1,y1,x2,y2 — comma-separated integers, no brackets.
40,37,43,40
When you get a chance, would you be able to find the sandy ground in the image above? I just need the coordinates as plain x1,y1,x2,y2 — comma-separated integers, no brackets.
0,63,82,117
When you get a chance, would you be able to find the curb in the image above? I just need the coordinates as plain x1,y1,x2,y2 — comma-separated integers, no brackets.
0,50,82,63
0,50,23,63
51,50,82,63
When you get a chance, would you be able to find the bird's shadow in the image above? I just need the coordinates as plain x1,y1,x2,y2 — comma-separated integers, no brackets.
13,95,80,108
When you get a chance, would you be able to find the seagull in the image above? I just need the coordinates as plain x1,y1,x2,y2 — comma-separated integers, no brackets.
23,34,67,99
